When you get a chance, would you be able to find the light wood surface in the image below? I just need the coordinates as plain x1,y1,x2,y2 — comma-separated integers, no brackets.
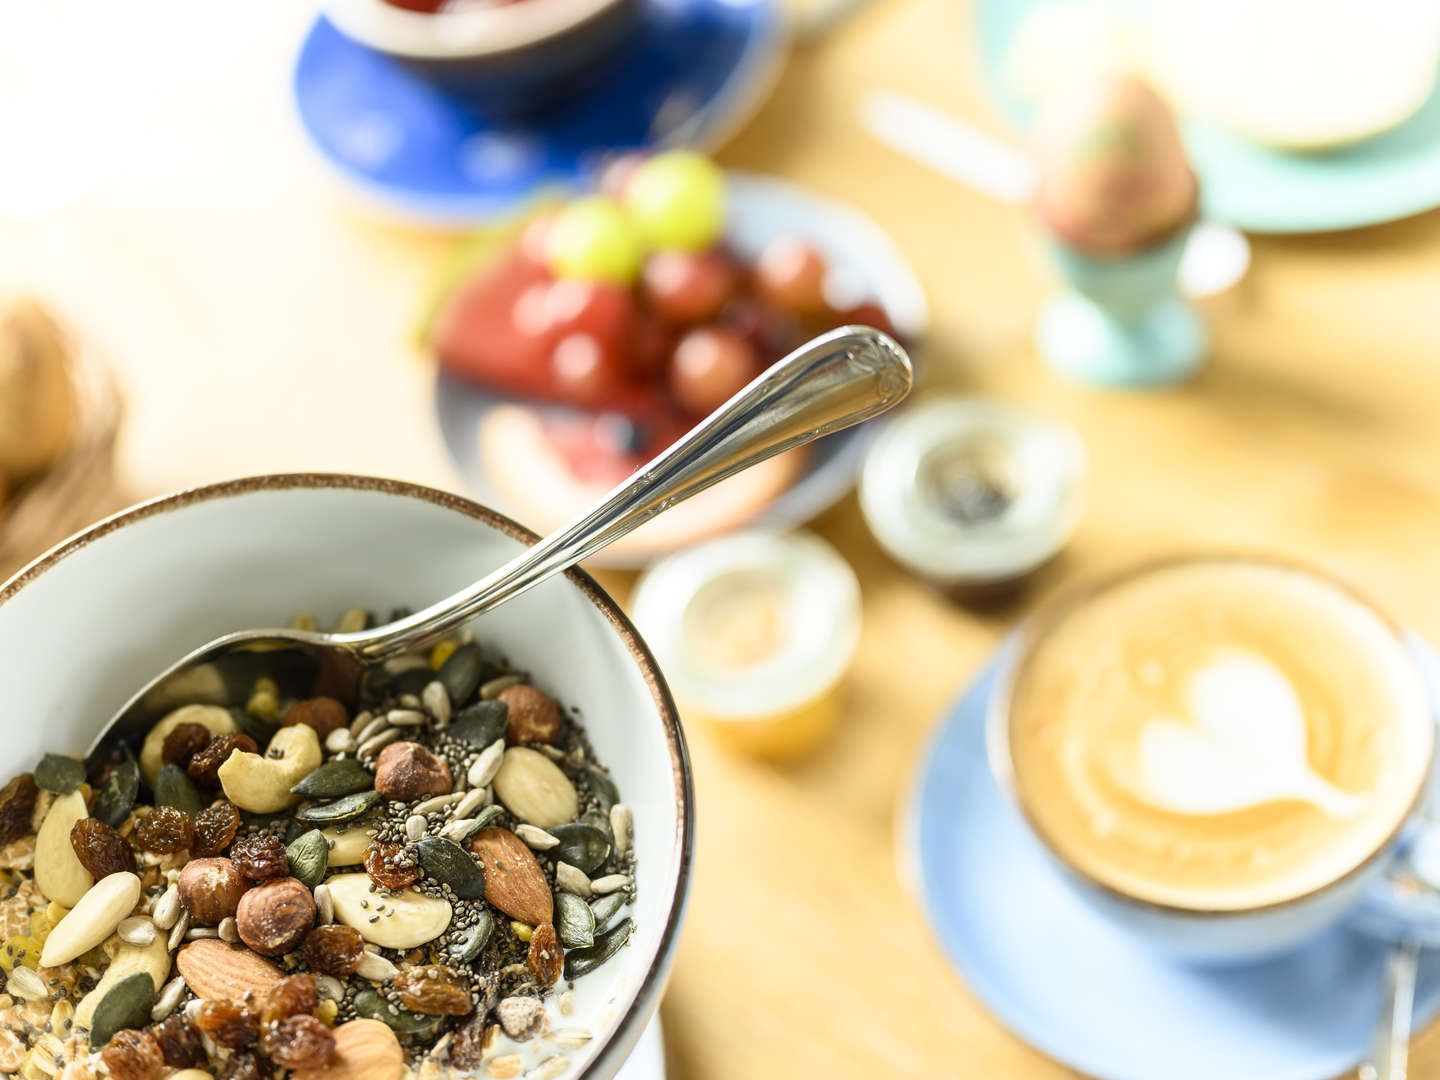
7,0,1440,1075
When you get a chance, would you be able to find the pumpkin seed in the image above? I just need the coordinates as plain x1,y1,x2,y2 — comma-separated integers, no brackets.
153,764,205,817
286,829,329,889
562,918,632,980
412,837,485,900
554,892,594,950
92,755,140,828
353,988,439,1035
292,759,374,799
448,910,493,965
588,892,627,931
34,755,83,795
584,766,619,813
295,789,381,825
548,825,611,876
438,645,497,706
88,972,155,1048
450,701,508,749
580,810,613,844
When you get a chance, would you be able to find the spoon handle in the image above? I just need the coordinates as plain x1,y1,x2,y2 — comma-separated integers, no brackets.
356,325,912,660
1363,939,1420,1080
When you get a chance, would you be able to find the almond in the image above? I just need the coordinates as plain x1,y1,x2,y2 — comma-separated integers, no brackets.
292,1019,401,1080
175,939,284,1001
467,828,552,926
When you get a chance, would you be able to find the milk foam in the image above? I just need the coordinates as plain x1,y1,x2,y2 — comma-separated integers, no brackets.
1134,651,1367,818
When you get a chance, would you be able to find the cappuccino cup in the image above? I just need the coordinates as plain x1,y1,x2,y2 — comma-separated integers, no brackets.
988,555,1436,962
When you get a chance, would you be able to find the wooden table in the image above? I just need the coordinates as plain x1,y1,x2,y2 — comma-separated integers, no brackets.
7,0,1440,1074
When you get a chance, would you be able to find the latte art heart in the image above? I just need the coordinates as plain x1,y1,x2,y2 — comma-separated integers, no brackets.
1131,652,1367,819
1007,559,1435,911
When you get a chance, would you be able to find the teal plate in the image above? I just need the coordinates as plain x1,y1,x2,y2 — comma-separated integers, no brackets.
975,0,1440,233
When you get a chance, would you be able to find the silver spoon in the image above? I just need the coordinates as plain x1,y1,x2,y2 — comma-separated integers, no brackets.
85,325,912,764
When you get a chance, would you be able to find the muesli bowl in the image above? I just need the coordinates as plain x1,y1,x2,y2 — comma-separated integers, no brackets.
0,474,693,1080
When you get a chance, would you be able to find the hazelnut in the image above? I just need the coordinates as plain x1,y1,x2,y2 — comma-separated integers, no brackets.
281,698,349,738
236,877,316,956
373,742,452,802
499,685,562,745
178,858,250,925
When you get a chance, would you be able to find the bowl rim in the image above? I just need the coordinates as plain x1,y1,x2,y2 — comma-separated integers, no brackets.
323,0,625,61
0,471,694,1080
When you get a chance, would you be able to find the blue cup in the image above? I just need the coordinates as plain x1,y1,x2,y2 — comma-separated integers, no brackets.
1037,225,1205,388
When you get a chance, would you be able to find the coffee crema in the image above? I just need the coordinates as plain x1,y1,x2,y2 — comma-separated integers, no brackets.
1004,559,1434,911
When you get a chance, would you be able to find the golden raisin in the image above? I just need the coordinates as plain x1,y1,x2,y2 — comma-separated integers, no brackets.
192,801,241,858
281,698,349,738
231,834,290,880
262,1014,335,1069
188,734,258,789
259,973,316,1027
133,807,195,854
196,1000,260,1050
70,818,137,878
393,965,473,1016
527,922,563,986
100,1029,164,1080
149,1015,205,1068
301,925,364,976
160,723,213,771
0,774,38,846
363,841,421,891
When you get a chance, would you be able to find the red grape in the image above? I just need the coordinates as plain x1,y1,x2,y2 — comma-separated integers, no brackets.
754,237,830,318
670,327,757,415
641,250,738,326
551,334,626,405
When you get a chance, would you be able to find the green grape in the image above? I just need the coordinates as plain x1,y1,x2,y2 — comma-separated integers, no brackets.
547,196,643,285
624,151,726,253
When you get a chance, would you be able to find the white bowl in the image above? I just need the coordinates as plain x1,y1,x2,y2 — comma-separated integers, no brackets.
0,473,693,1079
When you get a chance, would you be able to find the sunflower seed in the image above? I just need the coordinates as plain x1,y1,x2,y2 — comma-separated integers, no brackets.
314,883,334,924
314,974,344,1002
185,927,219,940
405,815,427,842
555,863,591,898
358,729,402,758
117,917,156,948
514,825,559,851
468,740,506,789
387,709,427,728
168,911,190,952
453,788,489,820
423,682,451,728
150,976,186,1022
413,793,463,817
480,674,524,700
349,710,375,737
355,950,399,982
152,885,181,931
354,715,390,745
590,874,630,895
610,804,632,857
217,917,239,944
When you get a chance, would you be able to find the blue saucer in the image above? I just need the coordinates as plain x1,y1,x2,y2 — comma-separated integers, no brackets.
906,648,1440,1080
293,0,784,224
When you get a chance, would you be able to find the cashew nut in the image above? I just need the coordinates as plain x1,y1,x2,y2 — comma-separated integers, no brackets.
218,725,322,813
34,790,91,908
75,930,172,1029
321,826,375,867
140,705,236,787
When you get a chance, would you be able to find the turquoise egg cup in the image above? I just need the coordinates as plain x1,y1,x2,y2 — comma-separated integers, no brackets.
1037,225,1205,388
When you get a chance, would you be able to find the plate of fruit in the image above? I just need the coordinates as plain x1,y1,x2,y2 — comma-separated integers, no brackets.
426,151,928,565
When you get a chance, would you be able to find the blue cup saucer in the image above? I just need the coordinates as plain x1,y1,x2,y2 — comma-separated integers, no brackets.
904,645,1440,1080
292,0,784,225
